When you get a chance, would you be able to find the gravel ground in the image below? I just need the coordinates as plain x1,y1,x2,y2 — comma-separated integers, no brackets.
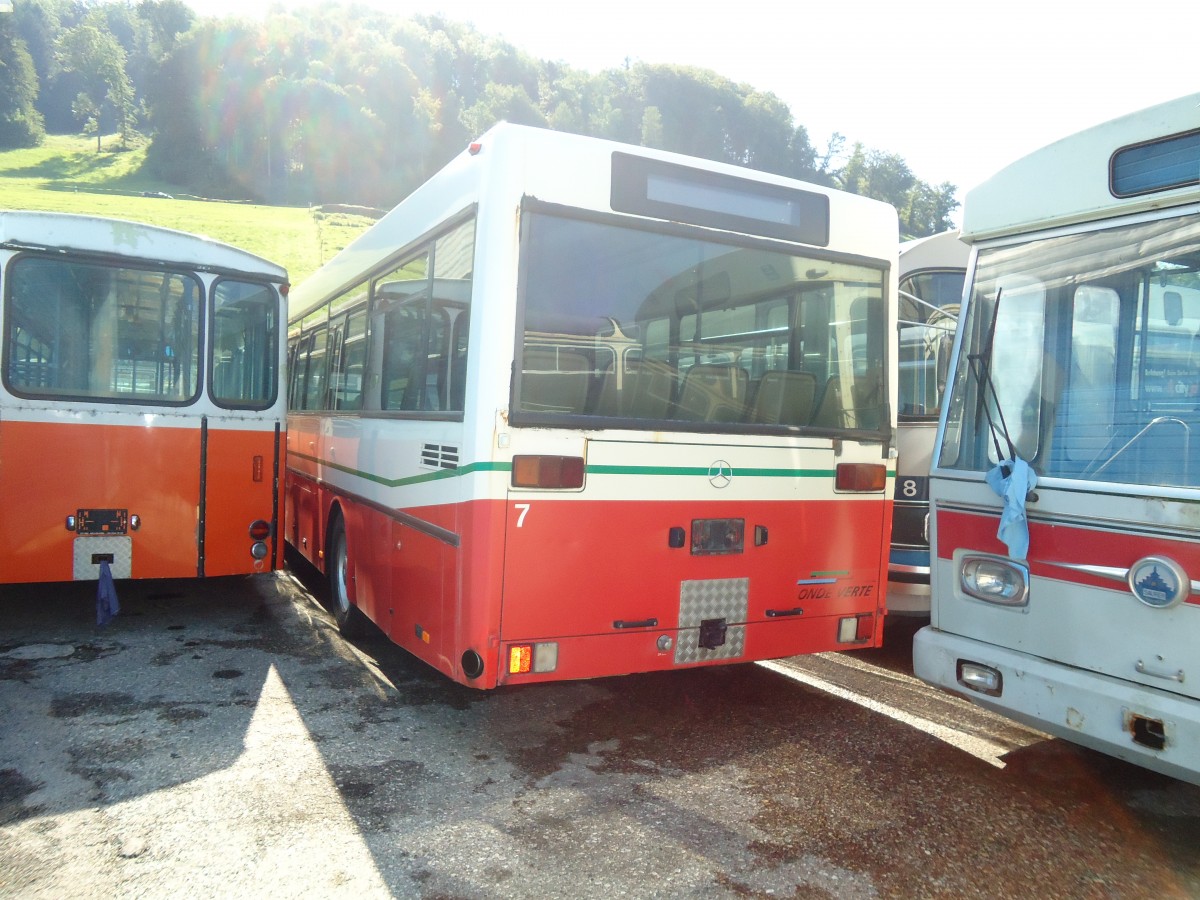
1,571,1198,899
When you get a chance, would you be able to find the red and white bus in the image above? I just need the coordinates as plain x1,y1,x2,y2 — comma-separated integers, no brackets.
0,210,289,583
286,123,898,689
914,93,1200,784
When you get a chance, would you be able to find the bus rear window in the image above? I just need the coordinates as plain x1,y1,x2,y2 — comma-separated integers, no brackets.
4,256,201,404
516,209,887,435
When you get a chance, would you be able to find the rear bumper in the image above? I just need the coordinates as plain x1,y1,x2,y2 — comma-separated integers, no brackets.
913,626,1200,786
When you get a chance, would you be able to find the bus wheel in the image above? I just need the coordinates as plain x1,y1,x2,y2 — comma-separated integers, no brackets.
328,516,369,638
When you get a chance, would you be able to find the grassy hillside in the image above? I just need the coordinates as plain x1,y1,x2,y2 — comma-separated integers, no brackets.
0,135,375,284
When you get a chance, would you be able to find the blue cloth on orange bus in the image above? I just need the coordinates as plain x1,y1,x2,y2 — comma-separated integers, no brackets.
985,456,1036,560
96,560,120,626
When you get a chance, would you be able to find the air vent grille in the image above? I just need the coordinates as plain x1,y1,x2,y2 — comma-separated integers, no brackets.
421,443,460,470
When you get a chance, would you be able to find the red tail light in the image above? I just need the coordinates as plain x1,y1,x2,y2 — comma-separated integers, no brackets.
835,463,886,492
511,455,585,489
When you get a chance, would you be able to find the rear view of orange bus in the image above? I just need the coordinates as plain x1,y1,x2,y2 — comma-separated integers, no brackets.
0,210,289,584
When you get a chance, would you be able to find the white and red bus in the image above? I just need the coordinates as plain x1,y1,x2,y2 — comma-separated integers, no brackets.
0,210,289,583
286,123,898,689
889,231,967,614
914,93,1200,784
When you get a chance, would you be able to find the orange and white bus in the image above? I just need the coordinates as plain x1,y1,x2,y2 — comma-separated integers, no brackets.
286,123,898,689
0,210,289,583
914,93,1200,784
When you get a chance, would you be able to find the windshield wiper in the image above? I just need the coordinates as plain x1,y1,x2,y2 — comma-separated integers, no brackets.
968,288,1017,473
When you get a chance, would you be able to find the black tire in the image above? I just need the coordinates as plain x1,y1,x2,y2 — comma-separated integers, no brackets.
328,515,370,638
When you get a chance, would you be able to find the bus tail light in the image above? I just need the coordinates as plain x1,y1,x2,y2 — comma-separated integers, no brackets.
960,555,1028,606
507,642,558,675
957,660,1003,696
511,456,584,489
835,463,886,492
837,614,874,644
249,519,272,560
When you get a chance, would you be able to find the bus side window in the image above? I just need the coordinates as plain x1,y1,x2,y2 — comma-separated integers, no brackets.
448,313,469,412
333,309,366,410
380,303,426,411
430,220,474,414
301,327,329,411
289,335,305,408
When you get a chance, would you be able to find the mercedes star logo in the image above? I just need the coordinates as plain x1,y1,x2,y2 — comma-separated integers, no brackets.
708,460,733,488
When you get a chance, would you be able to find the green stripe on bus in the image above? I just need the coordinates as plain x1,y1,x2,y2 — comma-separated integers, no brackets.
587,464,837,478
288,451,508,488
288,452,843,487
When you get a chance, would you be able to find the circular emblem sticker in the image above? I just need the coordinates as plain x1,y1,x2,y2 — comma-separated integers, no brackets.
1127,556,1190,609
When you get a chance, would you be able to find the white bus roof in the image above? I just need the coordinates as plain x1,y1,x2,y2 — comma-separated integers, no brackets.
961,92,1200,242
899,229,968,274
0,209,287,281
288,122,897,322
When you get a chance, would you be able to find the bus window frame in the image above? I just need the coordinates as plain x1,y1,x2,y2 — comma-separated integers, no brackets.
1,250,206,407
208,275,282,412
509,198,891,441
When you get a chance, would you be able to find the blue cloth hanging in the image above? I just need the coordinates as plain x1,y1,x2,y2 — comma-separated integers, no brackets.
96,560,120,626
984,456,1036,560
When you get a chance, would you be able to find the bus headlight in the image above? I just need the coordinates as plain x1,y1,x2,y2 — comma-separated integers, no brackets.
960,555,1029,606
957,660,1003,696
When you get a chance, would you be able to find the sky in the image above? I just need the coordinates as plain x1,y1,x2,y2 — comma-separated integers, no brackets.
182,0,1198,214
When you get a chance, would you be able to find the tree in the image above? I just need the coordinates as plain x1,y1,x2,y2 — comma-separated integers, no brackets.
460,82,547,137
640,106,664,149
58,23,134,149
900,181,959,237
137,0,194,57
0,21,45,147
131,3,960,214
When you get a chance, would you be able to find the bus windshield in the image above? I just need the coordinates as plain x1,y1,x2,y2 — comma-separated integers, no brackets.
517,209,887,433
897,270,962,419
940,215,1200,488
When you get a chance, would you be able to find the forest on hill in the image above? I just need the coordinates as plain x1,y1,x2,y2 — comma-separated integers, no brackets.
0,0,958,236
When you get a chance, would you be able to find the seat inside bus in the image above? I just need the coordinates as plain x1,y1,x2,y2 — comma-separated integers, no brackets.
745,370,817,425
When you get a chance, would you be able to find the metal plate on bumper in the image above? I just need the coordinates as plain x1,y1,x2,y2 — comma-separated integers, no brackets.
674,577,748,664
73,536,132,580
